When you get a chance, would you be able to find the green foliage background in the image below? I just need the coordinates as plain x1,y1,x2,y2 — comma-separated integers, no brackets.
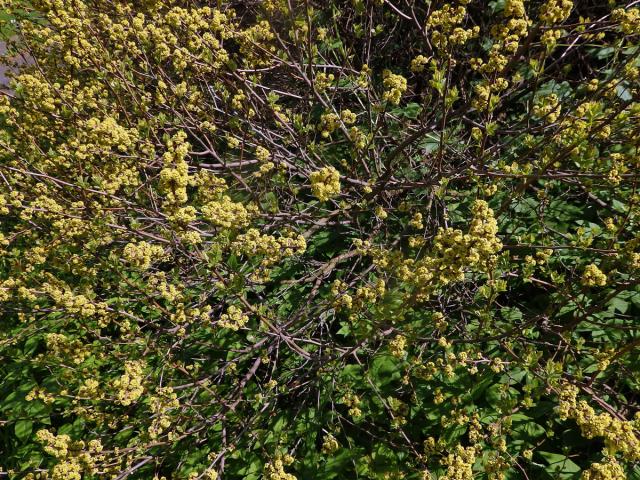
0,0,639,479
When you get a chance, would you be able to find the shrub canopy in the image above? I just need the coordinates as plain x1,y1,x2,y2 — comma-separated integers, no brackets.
1,0,640,479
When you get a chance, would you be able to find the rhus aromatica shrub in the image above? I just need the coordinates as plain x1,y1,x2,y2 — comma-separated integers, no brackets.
1,0,640,478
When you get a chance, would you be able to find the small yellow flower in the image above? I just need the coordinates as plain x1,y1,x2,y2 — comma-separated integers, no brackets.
581,264,607,287
310,167,341,202
321,434,340,454
382,70,407,105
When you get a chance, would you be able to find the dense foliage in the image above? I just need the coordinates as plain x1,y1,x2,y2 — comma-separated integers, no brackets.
1,0,640,478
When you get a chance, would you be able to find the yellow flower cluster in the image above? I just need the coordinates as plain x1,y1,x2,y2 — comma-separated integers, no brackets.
411,55,430,73
167,206,198,227
191,170,229,203
539,0,573,47
331,277,387,314
558,384,640,460
342,392,362,419
539,0,573,24
314,72,335,93
256,161,276,178
441,445,477,480
533,94,561,123
46,333,91,365
581,264,607,287
612,8,640,35
112,360,145,406
43,283,107,319
231,91,246,111
204,470,219,480
349,126,369,150
472,80,508,112
504,0,526,18
521,249,553,278
0,194,9,216
159,132,191,207
552,100,608,159
201,195,253,229
50,461,83,480
413,348,468,382
357,65,371,89
56,112,143,192
218,305,249,331
434,200,502,276
263,455,297,480
148,272,183,303
397,200,502,300
389,335,407,358
382,70,407,105
468,0,528,78
387,396,408,428
331,280,353,311
582,457,625,480
321,434,340,454
256,146,271,162
409,212,424,230
142,6,233,69
84,116,136,153
122,241,166,270
36,430,72,459
355,279,386,308
10,73,57,113
450,26,480,46
319,112,341,137
341,109,357,125
237,20,275,68
26,387,56,404
169,302,212,327
148,387,180,439
426,4,475,49
35,430,104,480
310,167,341,202
77,379,101,399
232,228,306,273
426,4,466,30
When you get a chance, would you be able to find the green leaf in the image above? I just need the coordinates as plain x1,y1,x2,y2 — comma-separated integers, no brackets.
322,449,353,478
337,321,351,337
14,419,33,442
390,103,422,120
538,451,581,479
608,296,629,314
369,355,401,388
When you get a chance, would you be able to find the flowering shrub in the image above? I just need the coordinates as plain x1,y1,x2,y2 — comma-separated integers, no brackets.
1,0,640,479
